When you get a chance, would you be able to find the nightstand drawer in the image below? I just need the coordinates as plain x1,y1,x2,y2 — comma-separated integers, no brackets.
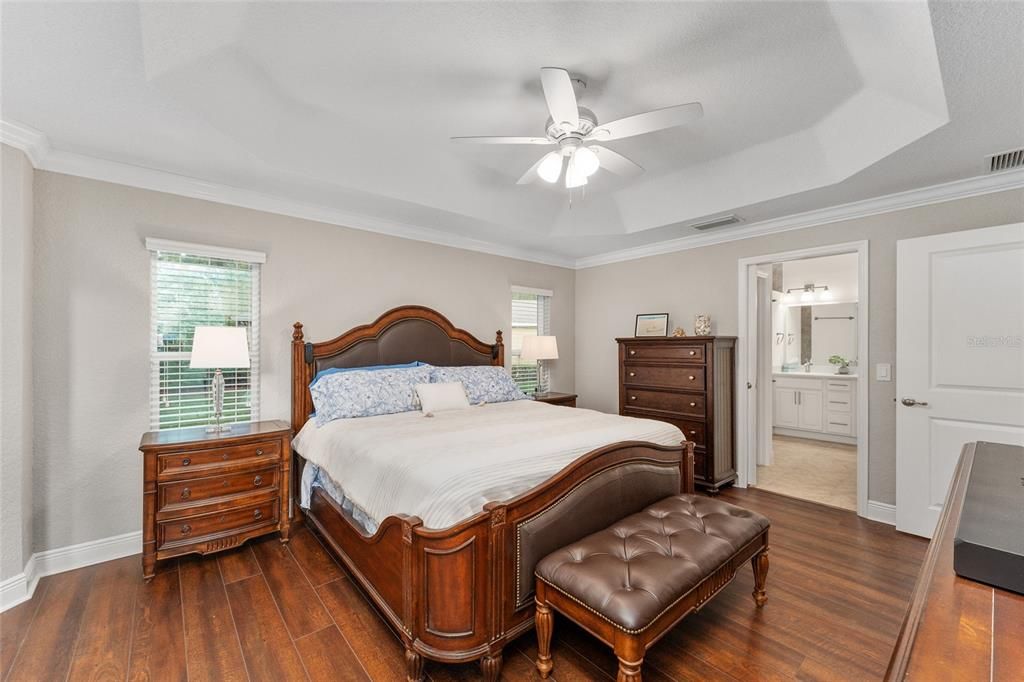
158,499,278,549
158,439,281,477
159,465,279,511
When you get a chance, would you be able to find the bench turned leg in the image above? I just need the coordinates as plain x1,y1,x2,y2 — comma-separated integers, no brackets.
535,599,555,678
404,646,424,682
752,549,769,607
616,657,643,682
614,634,644,682
481,651,502,681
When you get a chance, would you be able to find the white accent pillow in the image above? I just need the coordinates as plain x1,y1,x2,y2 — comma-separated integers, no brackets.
416,382,471,414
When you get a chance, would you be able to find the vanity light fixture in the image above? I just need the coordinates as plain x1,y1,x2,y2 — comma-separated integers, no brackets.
783,284,832,304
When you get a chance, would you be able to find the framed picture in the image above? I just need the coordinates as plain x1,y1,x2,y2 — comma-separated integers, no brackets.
635,313,669,337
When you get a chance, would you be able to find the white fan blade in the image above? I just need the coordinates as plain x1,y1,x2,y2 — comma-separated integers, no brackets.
590,145,644,178
450,136,552,145
588,102,703,141
540,67,579,129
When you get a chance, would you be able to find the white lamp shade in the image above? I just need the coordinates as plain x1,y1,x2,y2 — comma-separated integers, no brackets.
189,326,251,369
520,335,558,363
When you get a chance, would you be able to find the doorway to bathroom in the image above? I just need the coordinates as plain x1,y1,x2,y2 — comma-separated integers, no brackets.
737,242,868,515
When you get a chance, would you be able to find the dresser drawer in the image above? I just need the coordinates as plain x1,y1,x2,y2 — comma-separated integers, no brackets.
623,344,705,363
158,439,281,477
624,389,705,417
159,465,279,511
158,499,278,549
625,365,705,391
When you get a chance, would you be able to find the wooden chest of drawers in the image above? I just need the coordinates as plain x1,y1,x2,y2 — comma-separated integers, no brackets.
138,419,292,580
617,337,737,492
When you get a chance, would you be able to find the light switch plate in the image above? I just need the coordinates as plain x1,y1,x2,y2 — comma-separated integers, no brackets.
876,363,892,381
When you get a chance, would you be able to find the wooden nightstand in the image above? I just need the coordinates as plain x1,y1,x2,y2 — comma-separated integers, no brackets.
138,419,293,580
532,392,577,407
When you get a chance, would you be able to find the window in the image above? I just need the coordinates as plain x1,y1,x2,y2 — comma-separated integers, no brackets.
510,286,552,393
147,239,264,430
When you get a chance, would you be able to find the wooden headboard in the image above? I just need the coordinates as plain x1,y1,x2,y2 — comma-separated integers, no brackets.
291,305,504,433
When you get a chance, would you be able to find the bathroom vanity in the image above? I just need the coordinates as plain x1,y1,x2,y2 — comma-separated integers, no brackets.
773,372,857,444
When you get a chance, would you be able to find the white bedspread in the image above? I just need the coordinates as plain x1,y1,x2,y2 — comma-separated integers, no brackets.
293,400,683,531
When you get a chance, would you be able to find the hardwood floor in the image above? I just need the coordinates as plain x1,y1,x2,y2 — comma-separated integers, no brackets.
0,488,926,681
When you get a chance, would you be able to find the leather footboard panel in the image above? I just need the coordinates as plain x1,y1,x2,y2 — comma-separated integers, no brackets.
514,462,680,609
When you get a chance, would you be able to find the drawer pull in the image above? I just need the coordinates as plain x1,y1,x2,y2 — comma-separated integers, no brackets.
688,350,696,356
689,402,697,407
253,475,264,487
689,430,697,435
256,449,263,456
179,524,192,536
180,488,191,500
829,421,849,426
688,375,695,381
253,509,263,520
629,350,636,356
629,372,636,377
222,453,229,460
222,480,230,487
629,396,637,401
181,457,191,466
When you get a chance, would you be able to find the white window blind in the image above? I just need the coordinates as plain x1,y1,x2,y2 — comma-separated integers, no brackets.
510,288,552,393
148,244,262,430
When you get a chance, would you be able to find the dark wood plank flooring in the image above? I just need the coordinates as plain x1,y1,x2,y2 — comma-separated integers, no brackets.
0,488,926,681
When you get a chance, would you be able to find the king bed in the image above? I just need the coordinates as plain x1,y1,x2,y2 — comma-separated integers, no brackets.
290,306,694,681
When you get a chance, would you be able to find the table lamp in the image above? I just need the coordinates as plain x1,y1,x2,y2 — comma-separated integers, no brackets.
521,335,558,394
189,326,251,433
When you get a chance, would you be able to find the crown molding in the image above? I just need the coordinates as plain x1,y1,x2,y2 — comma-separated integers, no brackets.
573,169,1024,268
4,119,1022,271
0,120,575,269
0,120,50,167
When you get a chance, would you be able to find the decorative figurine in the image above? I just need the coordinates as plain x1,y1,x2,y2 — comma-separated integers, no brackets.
695,314,712,336
671,327,687,337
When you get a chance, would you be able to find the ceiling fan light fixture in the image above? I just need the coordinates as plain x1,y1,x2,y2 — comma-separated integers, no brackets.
574,146,600,177
565,160,588,188
537,152,563,183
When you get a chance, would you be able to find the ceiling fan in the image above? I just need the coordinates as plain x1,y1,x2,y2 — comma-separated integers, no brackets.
451,67,703,189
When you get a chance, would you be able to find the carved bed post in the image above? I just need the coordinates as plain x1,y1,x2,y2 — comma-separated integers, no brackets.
291,322,306,434
494,330,505,366
682,440,696,494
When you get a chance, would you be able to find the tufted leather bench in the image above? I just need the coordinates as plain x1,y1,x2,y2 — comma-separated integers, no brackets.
533,494,770,682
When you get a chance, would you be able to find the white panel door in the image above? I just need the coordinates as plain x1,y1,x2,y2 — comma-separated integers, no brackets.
896,223,1024,537
774,388,799,427
797,390,824,431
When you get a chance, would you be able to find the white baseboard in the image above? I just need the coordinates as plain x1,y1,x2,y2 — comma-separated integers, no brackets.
773,427,858,446
866,500,896,526
0,555,38,612
0,530,142,612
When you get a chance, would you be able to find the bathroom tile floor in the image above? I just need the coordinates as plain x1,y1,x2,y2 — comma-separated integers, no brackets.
755,435,857,510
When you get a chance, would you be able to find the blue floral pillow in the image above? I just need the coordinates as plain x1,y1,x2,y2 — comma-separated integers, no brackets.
311,366,432,426
430,366,528,405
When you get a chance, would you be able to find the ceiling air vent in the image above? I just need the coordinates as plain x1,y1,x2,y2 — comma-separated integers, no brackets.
988,148,1024,172
690,214,742,231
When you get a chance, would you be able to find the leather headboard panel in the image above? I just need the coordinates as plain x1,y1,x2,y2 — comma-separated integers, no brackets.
314,318,494,373
513,461,681,610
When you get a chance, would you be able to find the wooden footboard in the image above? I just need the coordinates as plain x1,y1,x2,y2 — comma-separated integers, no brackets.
299,439,694,680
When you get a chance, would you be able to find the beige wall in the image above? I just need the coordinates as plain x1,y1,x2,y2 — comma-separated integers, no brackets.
574,189,1024,504
1,145,35,581
31,171,575,551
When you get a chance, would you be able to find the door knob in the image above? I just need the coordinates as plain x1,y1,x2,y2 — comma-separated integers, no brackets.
901,398,929,407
